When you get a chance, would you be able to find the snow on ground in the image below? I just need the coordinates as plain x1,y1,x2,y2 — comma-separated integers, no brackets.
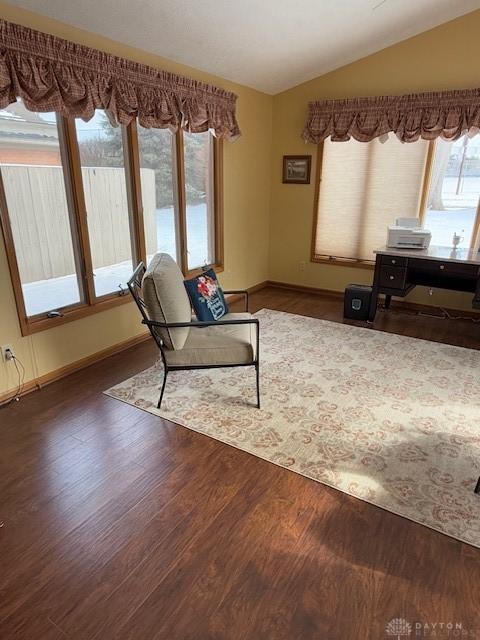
23,204,209,316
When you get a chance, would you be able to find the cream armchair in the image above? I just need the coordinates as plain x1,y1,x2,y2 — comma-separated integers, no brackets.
128,254,260,409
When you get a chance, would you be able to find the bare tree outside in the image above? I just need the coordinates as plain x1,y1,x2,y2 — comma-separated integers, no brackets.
78,112,207,209
424,134,480,248
428,139,451,211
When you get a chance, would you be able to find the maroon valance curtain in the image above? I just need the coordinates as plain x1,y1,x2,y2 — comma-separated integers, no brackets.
0,19,241,140
303,88,480,144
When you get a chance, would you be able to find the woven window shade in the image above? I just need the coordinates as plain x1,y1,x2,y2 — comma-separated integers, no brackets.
314,137,429,262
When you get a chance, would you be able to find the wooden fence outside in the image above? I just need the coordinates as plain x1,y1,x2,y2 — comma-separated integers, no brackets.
2,165,156,283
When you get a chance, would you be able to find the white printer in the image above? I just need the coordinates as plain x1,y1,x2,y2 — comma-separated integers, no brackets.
387,217,432,250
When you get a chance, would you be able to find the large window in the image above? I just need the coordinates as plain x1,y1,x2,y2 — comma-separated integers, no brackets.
0,103,223,335
312,135,480,265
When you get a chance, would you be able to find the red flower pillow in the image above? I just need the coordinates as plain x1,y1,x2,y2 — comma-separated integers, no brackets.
184,269,229,321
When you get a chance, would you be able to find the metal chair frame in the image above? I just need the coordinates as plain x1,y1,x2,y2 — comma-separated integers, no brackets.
127,263,260,410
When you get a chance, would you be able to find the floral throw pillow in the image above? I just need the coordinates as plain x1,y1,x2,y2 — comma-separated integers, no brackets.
184,269,229,321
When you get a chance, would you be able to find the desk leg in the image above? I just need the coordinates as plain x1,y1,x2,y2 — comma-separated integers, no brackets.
368,288,379,322
473,277,480,309
368,256,381,323
384,294,392,310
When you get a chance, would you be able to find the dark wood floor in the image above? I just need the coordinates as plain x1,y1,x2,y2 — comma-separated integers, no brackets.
1,287,479,640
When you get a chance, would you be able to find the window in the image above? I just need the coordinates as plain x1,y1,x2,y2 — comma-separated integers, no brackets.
183,131,215,270
312,136,429,263
137,125,177,262
312,135,480,265
424,135,480,250
75,110,133,298
0,101,83,317
0,103,223,335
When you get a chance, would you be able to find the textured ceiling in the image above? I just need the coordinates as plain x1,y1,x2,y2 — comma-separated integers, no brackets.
6,0,480,94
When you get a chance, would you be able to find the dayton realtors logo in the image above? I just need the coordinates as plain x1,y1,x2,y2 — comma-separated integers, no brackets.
385,618,476,638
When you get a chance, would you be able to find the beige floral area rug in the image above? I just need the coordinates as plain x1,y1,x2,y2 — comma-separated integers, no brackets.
106,309,480,547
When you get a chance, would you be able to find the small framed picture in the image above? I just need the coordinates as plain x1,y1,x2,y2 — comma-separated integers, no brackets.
282,155,311,184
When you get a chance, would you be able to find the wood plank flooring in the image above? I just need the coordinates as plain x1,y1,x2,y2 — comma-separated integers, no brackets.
1,287,480,640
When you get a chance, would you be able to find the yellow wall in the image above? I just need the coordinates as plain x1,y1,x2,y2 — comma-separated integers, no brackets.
0,2,273,395
270,10,480,311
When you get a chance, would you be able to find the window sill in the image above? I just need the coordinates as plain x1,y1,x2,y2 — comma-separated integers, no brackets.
19,293,132,336
18,264,225,335
185,263,224,279
311,255,375,270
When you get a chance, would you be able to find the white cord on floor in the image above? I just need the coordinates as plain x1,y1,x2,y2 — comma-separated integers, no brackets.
0,355,26,408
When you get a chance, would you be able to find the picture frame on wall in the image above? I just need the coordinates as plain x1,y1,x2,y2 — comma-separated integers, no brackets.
282,155,311,184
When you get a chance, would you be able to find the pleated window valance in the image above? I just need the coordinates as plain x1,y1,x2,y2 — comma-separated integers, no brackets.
0,19,241,140
303,88,480,144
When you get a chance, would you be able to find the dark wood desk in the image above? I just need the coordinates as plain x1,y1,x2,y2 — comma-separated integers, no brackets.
369,246,480,323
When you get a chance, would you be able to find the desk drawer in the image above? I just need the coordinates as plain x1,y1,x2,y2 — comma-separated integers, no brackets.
381,255,408,268
379,266,407,289
408,258,479,278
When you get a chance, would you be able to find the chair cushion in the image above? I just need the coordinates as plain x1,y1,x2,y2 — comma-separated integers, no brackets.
184,268,229,321
142,253,191,351
165,313,256,367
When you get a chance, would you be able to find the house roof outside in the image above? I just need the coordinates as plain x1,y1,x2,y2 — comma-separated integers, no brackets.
0,101,58,147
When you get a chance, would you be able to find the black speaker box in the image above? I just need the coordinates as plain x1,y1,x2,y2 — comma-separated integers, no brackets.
344,284,372,321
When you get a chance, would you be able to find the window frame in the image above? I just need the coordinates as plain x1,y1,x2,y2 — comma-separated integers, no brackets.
0,113,223,336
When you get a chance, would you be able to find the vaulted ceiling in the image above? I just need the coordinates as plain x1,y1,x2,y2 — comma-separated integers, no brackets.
7,0,480,94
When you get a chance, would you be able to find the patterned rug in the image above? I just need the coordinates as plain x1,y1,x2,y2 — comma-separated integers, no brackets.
106,309,480,547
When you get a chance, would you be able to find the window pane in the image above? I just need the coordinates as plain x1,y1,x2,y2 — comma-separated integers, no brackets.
183,132,215,270
0,101,82,316
137,125,177,263
75,111,133,297
424,135,480,249
314,137,428,261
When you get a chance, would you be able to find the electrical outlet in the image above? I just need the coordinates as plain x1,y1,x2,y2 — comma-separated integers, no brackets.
1,345,14,362
299,261,306,272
